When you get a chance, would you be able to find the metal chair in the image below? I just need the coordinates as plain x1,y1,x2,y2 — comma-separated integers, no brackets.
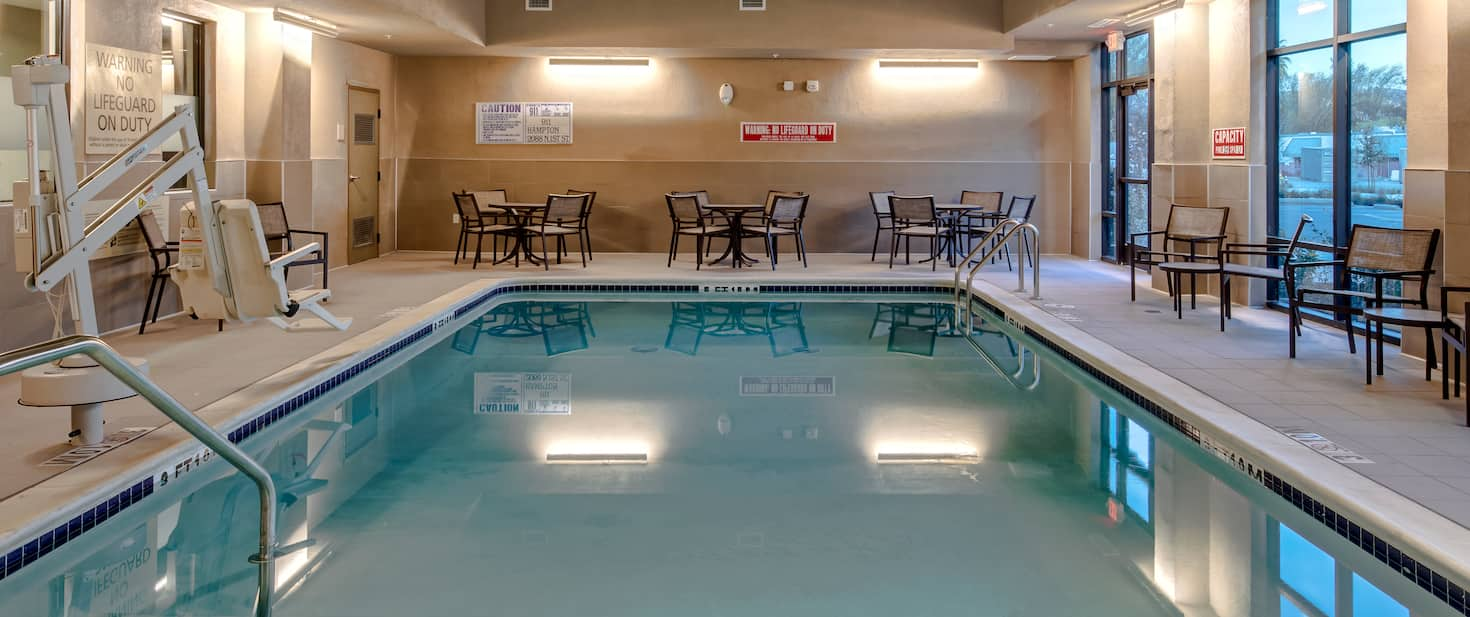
1289,225,1440,358
869,191,895,261
957,190,1004,257
468,189,510,261
1219,215,1313,324
1441,286,1468,423
525,193,590,269
756,193,810,269
888,195,948,271
665,193,730,270
564,188,597,260
136,210,178,334
451,192,518,269
1129,204,1231,301
255,201,330,290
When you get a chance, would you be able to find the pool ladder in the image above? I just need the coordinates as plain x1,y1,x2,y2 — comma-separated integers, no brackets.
952,218,1041,331
0,336,278,617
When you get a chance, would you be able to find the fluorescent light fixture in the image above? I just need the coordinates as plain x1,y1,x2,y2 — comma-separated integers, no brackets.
1297,0,1327,15
1122,0,1185,26
548,57,650,67
273,7,339,38
877,59,980,69
545,441,650,464
1007,55,1056,62
1087,17,1122,28
875,442,979,464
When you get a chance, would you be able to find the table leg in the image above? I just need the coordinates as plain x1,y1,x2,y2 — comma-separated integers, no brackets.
1366,318,1374,385
1377,319,1385,377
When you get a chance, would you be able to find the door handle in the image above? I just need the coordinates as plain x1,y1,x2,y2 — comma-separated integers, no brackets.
349,175,360,182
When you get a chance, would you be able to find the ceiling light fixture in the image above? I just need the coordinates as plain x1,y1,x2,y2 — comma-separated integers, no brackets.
1122,0,1185,26
877,59,980,69
1087,17,1122,28
1007,55,1056,62
545,441,650,464
548,57,651,67
875,442,980,464
272,7,339,38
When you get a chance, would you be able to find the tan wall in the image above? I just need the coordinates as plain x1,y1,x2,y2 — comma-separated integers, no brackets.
1070,53,1100,259
395,55,1078,254
485,0,1009,54
0,4,42,78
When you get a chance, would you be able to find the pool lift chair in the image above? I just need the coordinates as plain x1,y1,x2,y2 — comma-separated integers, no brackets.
10,54,342,616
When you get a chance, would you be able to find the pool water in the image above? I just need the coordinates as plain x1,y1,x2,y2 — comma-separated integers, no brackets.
0,299,1453,617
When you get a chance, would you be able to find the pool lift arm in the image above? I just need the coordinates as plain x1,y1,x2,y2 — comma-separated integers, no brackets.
10,54,348,449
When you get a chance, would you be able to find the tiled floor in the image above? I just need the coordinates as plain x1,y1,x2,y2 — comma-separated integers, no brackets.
1,251,1466,529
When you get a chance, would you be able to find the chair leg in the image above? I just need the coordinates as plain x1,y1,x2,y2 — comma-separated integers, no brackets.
1425,327,1438,381
889,233,898,268
139,277,159,335
541,235,550,271
1445,337,1452,400
1130,258,1136,302
454,230,464,264
473,234,484,270
218,319,223,332
1289,304,1297,358
871,227,881,261
768,234,778,271
584,227,594,261
1346,317,1357,355
695,236,704,271
798,231,808,267
668,232,678,267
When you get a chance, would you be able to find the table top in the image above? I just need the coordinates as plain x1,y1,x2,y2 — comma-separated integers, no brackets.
483,201,545,209
706,203,764,210
936,203,1000,211
1363,307,1449,326
1158,261,1222,272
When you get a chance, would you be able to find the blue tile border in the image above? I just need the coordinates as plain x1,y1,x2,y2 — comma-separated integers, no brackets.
0,281,950,584
956,292,1470,616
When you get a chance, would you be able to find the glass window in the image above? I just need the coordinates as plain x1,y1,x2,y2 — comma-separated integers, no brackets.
1348,35,1406,230
1,0,53,203
1124,33,1150,79
1275,46,1336,245
1352,1,1406,34
161,13,208,188
1279,524,1336,616
1127,184,1151,247
1352,574,1408,617
1276,0,1335,47
1100,405,1152,525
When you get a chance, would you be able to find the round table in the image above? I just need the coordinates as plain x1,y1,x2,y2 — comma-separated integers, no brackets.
937,204,1007,263
481,201,546,265
1157,261,1226,331
705,204,764,268
1363,307,1445,385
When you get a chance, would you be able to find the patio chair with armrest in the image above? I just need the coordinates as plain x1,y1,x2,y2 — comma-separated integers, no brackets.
666,193,730,270
1439,286,1468,423
869,191,896,261
956,190,1004,257
525,193,591,270
1129,204,1231,302
1287,225,1440,358
1219,214,1313,325
256,201,330,290
888,195,949,271
468,189,510,261
563,189,597,260
756,193,810,269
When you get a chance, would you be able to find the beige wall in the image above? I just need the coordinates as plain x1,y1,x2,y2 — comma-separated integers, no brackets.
484,0,1010,55
395,55,1080,254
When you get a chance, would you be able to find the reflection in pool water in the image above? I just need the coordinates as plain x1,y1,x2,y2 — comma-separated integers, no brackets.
0,300,1444,617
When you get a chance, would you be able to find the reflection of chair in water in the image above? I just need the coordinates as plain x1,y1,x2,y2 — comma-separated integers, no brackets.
873,303,958,357
664,302,809,356
451,302,595,356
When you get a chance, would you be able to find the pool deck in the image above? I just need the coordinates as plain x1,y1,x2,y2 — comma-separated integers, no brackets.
0,251,1465,530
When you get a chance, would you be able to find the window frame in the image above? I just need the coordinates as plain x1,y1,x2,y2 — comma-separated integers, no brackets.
1098,403,1154,530
1100,29,1155,264
160,10,211,191
1266,0,1407,317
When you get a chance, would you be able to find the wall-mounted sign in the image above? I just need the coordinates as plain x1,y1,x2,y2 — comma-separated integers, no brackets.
1212,127,1246,159
741,122,837,143
85,196,169,260
475,102,573,145
85,43,162,154
474,372,572,414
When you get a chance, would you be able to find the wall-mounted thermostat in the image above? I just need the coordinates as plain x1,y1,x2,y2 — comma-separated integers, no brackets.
805,80,820,93
781,80,795,91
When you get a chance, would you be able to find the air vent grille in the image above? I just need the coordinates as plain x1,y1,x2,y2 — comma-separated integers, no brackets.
739,0,765,11
352,216,376,247
526,0,551,10
352,113,375,145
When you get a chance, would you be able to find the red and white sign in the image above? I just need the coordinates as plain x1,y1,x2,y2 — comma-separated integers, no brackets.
741,122,837,143
1212,127,1246,159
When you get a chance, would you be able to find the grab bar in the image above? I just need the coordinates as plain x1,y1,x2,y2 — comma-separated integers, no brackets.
953,222,1041,331
0,336,277,617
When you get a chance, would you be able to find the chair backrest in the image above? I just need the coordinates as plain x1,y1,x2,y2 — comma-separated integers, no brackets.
471,189,508,208
452,192,482,225
763,190,806,211
1283,214,1313,256
1165,204,1230,238
1345,225,1440,273
137,209,168,252
889,195,936,223
960,191,1004,211
769,194,809,224
566,189,596,215
689,190,711,208
254,202,290,241
666,193,705,223
869,191,895,216
1004,195,1037,221
544,193,587,223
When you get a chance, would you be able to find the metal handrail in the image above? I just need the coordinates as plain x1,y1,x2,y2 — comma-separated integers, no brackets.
954,223,1041,331
952,218,1021,305
0,336,276,617
962,329,1042,391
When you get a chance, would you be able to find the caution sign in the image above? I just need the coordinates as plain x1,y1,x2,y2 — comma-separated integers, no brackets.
85,43,162,154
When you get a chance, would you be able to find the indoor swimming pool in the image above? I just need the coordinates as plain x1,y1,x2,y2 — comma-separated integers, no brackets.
0,297,1455,617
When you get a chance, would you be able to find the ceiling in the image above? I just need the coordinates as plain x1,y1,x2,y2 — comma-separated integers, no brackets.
213,0,1129,59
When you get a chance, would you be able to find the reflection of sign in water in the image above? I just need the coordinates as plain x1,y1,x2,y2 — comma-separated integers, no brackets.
84,196,169,260
475,372,572,414
739,376,836,396
85,43,162,154
475,102,573,145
